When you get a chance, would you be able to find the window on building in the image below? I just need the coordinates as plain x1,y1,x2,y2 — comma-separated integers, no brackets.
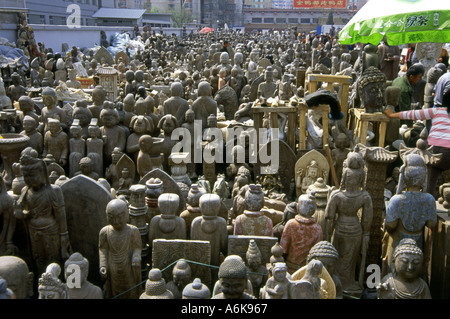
252,17,262,23
264,18,274,23
288,18,298,24
276,18,286,23
342,18,349,23
300,18,311,23
312,18,319,23
28,14,45,24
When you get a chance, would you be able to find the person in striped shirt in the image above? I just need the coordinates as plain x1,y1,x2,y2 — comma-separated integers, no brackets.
384,89,450,197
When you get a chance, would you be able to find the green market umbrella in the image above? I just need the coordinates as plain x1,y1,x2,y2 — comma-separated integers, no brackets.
338,0,450,45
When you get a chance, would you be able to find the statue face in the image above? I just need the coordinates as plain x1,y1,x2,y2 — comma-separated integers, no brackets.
39,287,62,299
23,167,45,190
308,167,318,179
133,119,146,133
185,112,194,123
173,273,190,288
88,126,99,138
220,277,247,299
70,127,82,138
247,255,261,269
395,253,422,281
273,268,286,282
48,121,60,134
43,94,56,108
101,112,117,127
107,206,127,231
361,82,385,112
74,112,89,126
80,163,91,174
23,120,36,133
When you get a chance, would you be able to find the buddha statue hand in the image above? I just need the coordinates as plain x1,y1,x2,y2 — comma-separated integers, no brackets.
5,242,18,255
132,256,141,267
100,267,107,280
376,282,395,299
60,232,71,259
362,232,370,253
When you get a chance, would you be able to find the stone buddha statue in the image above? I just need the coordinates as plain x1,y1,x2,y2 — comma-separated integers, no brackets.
234,184,273,237
325,151,373,294
357,66,387,113
212,255,255,299
306,241,343,299
140,268,174,299
180,184,207,239
257,66,277,103
192,81,218,129
148,193,186,243
163,82,190,126
38,263,68,299
280,193,323,275
245,240,268,298
182,278,210,299
16,148,71,276
166,259,192,299
381,154,436,276
64,252,103,299
99,199,142,299
377,238,431,299
0,256,34,299
260,262,291,299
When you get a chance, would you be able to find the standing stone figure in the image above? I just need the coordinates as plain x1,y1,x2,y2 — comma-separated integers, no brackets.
15,148,71,276
234,184,273,237
325,151,373,294
99,199,142,299
381,154,436,276
280,193,323,275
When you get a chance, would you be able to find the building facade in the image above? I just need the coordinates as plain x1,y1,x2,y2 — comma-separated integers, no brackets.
243,8,356,33
25,0,99,26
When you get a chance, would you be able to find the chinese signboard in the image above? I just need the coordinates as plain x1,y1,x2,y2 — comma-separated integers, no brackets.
294,0,347,8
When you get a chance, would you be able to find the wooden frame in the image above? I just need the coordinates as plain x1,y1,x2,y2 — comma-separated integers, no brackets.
307,74,352,123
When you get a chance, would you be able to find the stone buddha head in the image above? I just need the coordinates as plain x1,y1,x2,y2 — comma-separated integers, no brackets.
217,255,248,299
357,66,387,113
0,256,34,299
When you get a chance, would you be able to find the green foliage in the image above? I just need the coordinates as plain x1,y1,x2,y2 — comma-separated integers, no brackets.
169,8,194,28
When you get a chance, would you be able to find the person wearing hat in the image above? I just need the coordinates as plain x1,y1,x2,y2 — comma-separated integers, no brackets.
384,88,450,197
391,63,424,125
220,40,230,54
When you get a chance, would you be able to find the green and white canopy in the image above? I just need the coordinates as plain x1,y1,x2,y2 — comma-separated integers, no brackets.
338,0,450,45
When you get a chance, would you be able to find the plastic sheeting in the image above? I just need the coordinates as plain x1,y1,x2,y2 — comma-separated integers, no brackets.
0,45,28,70
106,32,145,58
